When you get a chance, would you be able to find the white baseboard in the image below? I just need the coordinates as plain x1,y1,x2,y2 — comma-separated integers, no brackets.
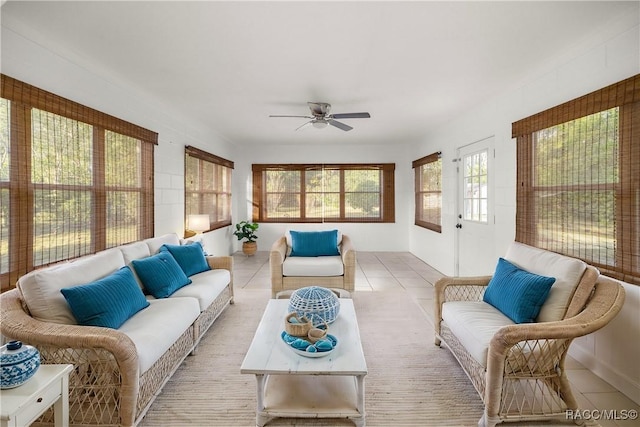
569,345,640,406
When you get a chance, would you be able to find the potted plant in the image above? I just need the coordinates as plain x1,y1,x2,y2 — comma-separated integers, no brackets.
233,221,259,256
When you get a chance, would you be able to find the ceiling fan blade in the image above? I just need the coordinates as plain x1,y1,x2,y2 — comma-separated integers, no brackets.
295,120,314,131
328,119,353,131
331,112,371,119
269,115,313,119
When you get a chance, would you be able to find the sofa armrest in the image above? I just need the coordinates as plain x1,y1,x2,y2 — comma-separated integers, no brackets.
434,275,491,304
340,235,356,290
269,237,287,294
205,255,233,272
0,288,140,425
482,276,625,418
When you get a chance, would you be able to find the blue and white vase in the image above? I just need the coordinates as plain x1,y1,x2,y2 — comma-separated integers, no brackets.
1,341,41,389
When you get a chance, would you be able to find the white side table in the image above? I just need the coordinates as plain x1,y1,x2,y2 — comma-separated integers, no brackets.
1,364,73,427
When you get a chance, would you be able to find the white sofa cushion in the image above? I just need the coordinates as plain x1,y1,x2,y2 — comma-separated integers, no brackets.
505,242,588,322
118,297,200,374
119,241,152,289
282,256,344,277
119,241,151,264
145,233,181,254
18,248,125,324
160,269,231,311
442,301,514,368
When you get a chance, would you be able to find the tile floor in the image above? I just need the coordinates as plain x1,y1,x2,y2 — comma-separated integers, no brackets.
232,251,640,427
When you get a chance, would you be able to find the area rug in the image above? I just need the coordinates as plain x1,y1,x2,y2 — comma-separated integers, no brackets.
138,288,485,426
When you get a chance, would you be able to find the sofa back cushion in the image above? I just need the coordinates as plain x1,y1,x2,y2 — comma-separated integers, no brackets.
145,233,181,254
18,248,126,324
505,242,588,322
119,241,152,289
119,241,151,264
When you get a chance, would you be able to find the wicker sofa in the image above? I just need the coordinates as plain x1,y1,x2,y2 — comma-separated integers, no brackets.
269,230,356,298
0,233,234,427
434,242,625,427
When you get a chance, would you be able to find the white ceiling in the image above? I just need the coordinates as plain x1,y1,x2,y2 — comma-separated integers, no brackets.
1,1,635,146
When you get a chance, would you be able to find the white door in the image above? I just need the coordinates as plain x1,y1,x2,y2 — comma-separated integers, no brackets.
455,137,496,276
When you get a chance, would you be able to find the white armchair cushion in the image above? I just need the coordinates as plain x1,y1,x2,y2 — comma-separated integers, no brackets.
282,256,344,277
505,242,588,322
442,301,514,367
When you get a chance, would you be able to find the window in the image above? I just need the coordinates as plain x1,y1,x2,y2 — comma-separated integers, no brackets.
413,152,442,232
462,149,489,223
185,146,233,232
252,164,395,223
1,75,157,291
512,74,639,285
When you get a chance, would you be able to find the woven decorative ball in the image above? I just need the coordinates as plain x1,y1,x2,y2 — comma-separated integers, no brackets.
288,286,340,327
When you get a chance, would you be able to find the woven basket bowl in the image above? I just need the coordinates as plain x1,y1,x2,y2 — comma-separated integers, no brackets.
284,312,312,337
288,286,341,327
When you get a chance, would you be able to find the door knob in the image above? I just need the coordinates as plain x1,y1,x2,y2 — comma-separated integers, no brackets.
456,223,462,229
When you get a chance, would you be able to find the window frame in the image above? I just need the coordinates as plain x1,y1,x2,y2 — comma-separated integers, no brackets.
512,74,640,285
413,152,442,232
1,74,157,291
184,145,234,233
252,163,395,223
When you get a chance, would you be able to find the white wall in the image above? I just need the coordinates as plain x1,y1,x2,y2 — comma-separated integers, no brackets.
408,10,640,404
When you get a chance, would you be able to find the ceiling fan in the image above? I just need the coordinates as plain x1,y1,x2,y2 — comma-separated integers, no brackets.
269,102,370,131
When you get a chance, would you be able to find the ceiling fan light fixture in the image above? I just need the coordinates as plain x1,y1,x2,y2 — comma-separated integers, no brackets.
312,120,328,129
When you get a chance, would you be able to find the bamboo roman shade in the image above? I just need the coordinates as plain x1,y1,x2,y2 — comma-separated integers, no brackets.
185,145,233,232
252,163,395,223
1,75,157,291
512,74,639,285
413,152,442,232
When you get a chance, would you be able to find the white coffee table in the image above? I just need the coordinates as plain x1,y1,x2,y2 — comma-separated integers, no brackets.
241,298,368,427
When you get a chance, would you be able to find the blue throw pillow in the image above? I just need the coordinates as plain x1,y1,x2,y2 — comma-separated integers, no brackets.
289,230,340,257
132,252,192,298
61,267,150,329
160,242,210,277
483,258,556,323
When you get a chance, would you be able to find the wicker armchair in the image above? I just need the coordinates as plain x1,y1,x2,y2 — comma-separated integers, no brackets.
270,233,356,298
435,271,625,427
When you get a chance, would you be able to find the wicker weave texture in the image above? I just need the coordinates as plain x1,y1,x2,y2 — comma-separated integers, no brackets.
288,286,341,326
193,285,233,345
